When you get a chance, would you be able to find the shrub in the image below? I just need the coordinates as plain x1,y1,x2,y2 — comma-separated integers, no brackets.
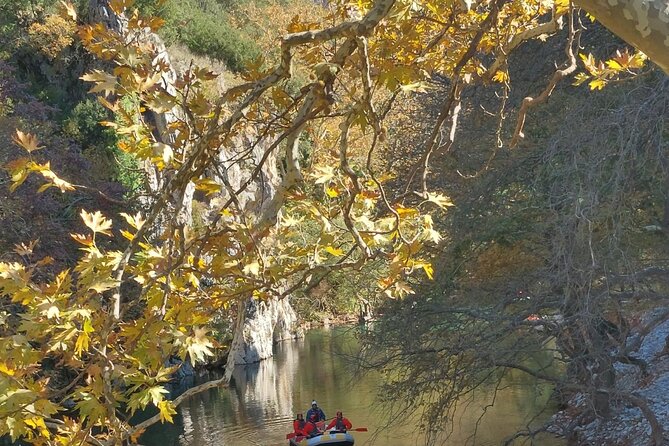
159,0,261,72
63,99,116,150
27,14,76,60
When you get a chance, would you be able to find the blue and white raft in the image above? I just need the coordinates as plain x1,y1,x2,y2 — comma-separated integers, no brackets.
288,430,355,446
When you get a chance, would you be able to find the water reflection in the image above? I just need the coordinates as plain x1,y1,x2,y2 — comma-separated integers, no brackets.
140,327,563,446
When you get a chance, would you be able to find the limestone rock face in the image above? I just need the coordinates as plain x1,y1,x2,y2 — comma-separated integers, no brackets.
228,297,302,366
88,0,301,371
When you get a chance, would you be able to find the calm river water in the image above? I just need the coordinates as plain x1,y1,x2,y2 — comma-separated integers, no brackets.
140,326,564,446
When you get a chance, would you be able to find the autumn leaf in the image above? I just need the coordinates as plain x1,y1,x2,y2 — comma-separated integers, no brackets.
425,192,454,209
243,261,261,276
395,205,419,217
12,130,43,153
324,246,345,256
158,400,177,423
0,362,15,376
81,209,113,236
120,212,145,230
76,392,106,423
36,165,75,192
81,70,118,96
13,240,38,256
194,178,222,196
312,165,336,184
492,70,509,83
184,327,214,363
88,278,120,293
70,233,94,246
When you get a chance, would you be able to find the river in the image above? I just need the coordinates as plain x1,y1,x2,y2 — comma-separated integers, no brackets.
140,326,564,446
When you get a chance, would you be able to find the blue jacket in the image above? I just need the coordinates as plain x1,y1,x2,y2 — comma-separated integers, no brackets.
306,407,326,422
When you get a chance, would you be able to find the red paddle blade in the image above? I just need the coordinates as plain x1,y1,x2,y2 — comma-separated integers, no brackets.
286,433,297,439
352,427,368,432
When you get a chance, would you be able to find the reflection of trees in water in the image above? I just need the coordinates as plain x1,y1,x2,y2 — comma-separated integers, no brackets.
230,338,302,419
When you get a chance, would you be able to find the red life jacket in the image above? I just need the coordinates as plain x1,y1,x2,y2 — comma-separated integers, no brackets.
327,417,352,431
293,419,306,433
303,421,318,436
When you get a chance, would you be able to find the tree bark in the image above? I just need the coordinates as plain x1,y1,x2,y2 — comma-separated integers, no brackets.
575,0,669,74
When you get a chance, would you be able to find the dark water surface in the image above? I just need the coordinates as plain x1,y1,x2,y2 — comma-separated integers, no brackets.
140,327,564,446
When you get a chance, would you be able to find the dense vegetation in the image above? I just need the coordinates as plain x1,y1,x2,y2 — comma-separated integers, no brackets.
1,0,668,444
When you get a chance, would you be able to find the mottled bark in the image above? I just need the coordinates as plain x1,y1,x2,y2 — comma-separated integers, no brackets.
576,0,669,74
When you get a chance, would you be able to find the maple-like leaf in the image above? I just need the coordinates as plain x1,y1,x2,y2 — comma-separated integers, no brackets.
425,192,454,209
81,70,118,96
81,210,113,236
12,130,43,153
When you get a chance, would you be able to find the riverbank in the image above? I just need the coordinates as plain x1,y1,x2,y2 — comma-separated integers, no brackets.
550,309,669,445
141,326,562,446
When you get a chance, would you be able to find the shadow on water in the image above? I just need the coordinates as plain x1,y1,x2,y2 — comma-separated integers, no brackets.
139,326,564,446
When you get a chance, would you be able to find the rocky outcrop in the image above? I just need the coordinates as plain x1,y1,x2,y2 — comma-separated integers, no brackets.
550,309,669,445
87,0,301,372
226,297,302,367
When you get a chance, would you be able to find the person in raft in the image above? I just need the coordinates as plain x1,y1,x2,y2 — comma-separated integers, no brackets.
303,413,321,438
305,400,326,422
326,411,352,432
293,413,307,437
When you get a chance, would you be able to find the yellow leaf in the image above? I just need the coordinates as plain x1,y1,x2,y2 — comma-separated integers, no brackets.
588,78,606,90
88,279,119,293
572,72,589,86
324,246,345,256
120,212,145,230
152,143,173,164
81,70,117,96
75,332,89,355
395,205,419,217
422,263,434,279
38,166,75,192
312,165,336,184
194,178,222,196
605,59,622,71
399,81,428,92
243,261,261,276
325,186,339,198
0,362,15,376
628,51,647,69
492,70,509,83
158,400,177,423
81,209,113,236
13,240,38,256
6,158,30,192
187,272,199,288
46,305,60,319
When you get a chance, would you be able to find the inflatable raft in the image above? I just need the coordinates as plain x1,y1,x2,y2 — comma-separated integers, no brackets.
288,430,355,446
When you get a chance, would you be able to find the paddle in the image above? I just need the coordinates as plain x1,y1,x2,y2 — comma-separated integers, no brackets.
327,428,368,432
